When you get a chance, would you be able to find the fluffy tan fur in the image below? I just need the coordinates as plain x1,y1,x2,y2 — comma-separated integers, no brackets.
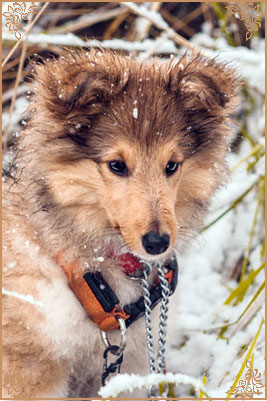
2,49,239,398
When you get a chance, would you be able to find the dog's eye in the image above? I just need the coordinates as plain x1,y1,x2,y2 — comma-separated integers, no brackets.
166,161,178,176
108,160,128,177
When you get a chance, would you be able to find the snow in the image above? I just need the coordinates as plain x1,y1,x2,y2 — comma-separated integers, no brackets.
2,96,29,132
190,34,265,94
2,288,45,309
121,2,169,31
95,256,104,262
99,371,203,398
132,107,138,119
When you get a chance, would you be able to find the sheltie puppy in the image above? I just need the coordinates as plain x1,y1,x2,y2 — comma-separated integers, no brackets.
2,49,239,398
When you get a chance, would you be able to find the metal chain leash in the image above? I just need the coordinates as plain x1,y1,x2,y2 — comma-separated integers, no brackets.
156,264,171,372
141,263,157,373
101,259,176,393
141,263,171,375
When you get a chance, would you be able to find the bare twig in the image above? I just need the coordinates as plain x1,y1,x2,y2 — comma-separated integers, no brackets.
103,9,130,39
52,7,126,34
2,84,28,104
134,2,162,42
161,8,195,37
173,4,209,32
120,2,196,51
3,55,21,73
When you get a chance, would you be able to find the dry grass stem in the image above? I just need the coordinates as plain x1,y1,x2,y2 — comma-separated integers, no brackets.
228,291,265,338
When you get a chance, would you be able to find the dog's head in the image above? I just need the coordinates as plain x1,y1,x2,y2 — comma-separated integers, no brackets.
25,50,239,261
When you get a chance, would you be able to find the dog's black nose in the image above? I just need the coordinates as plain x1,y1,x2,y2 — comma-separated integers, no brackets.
142,232,170,255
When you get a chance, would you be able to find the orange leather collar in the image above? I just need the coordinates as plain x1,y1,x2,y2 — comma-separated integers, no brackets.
56,251,178,332
56,251,129,331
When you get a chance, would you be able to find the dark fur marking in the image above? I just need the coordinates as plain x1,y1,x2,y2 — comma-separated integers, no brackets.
195,73,229,107
65,133,88,147
64,72,91,109
150,220,160,234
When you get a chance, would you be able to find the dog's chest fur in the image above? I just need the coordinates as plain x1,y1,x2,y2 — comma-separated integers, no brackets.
3,208,153,397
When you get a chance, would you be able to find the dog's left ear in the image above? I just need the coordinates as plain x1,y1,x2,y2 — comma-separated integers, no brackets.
31,50,127,120
167,53,240,113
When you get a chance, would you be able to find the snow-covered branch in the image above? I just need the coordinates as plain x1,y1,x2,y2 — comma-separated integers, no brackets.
99,372,203,398
121,2,196,51
2,32,177,54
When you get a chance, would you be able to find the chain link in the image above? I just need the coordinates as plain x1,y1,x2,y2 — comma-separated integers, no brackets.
141,263,171,376
141,264,157,373
102,345,124,386
156,264,171,372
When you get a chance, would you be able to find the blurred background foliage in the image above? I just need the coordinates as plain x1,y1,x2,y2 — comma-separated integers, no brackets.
2,2,265,113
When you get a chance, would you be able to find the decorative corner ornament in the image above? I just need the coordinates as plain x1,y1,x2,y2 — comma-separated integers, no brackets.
225,2,262,41
2,1,40,41
226,359,265,398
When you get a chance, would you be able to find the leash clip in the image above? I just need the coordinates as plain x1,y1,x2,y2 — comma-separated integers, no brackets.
101,316,127,354
101,317,127,385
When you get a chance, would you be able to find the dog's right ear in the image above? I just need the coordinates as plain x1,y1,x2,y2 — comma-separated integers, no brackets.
167,53,240,115
31,50,127,120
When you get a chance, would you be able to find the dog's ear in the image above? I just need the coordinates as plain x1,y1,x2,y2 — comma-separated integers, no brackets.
31,50,127,119
167,53,240,113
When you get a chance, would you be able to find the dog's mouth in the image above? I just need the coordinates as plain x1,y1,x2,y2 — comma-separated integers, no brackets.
98,224,173,275
92,235,173,278
113,251,143,275
108,240,173,277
